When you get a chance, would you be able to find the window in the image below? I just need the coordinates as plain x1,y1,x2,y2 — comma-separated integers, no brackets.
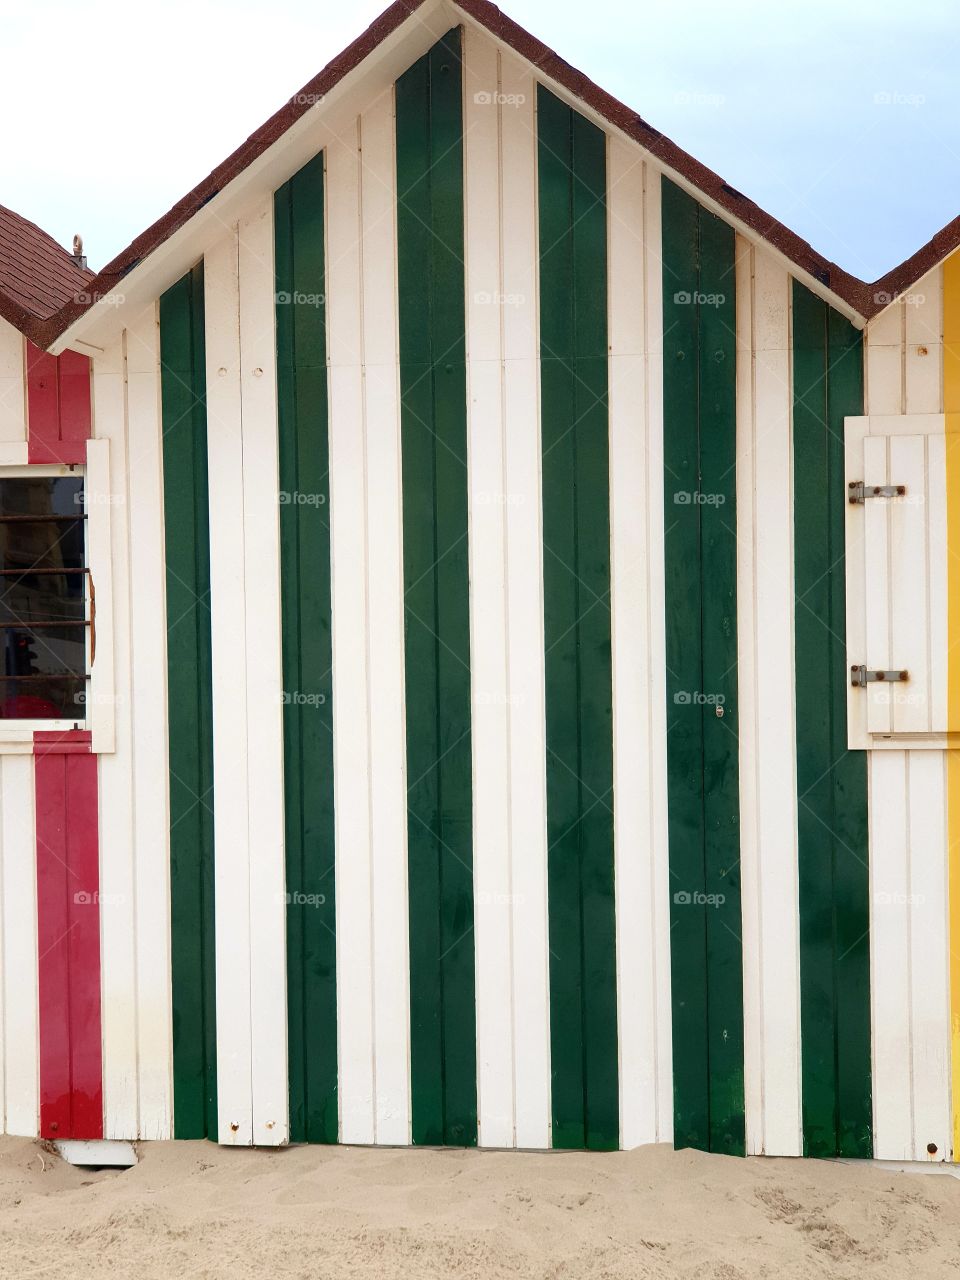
0,474,90,721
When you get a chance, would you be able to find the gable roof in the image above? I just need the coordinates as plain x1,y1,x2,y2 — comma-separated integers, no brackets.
0,204,93,343
5,0,959,349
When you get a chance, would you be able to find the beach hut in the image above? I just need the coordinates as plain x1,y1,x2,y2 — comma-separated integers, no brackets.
0,0,958,1163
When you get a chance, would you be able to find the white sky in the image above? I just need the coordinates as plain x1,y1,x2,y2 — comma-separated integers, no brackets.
1,0,957,280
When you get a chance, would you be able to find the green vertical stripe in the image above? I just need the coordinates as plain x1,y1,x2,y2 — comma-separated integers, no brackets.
396,27,477,1147
275,155,338,1144
537,85,618,1152
792,281,871,1158
160,264,217,1139
661,177,744,1155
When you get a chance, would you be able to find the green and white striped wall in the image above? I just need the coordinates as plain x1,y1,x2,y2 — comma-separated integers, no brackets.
146,23,878,1156
78,22,916,1156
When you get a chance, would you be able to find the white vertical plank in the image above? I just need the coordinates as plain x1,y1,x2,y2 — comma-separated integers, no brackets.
360,87,412,1146
864,436,893,734
865,301,904,416
736,240,802,1156
0,320,25,444
907,752,952,1158
205,226,253,1146
93,338,139,1139
753,267,802,1155
238,198,289,1145
609,138,657,1149
906,267,943,344
327,122,376,1146
125,303,174,1139
0,756,37,1135
905,268,943,416
889,437,930,733
867,344,905,416
642,167,673,1145
464,26,514,1150
868,299,904,349
501,52,551,1150
870,750,913,1159
735,238,762,1154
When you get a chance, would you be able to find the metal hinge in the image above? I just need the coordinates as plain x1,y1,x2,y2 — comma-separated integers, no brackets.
848,481,906,504
850,665,909,688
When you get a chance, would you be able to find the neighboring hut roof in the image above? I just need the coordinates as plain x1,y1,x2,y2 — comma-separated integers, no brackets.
4,0,959,347
0,204,93,343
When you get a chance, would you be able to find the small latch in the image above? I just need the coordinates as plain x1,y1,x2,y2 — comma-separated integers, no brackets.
850,665,909,688
848,481,906,504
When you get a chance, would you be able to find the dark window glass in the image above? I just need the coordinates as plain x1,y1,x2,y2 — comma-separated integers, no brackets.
0,477,89,719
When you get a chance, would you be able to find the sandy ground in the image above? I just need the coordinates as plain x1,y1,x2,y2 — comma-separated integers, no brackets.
0,1136,959,1279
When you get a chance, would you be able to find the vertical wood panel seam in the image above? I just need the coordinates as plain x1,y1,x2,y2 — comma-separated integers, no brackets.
640,157,655,1143
462,52,482,1145
787,275,802,1156
121,328,143,1131
748,244,766,1149
235,224,256,1135
493,51,521,1147
530,74,550,1147
142,302,174,1137
643,162,669,1143
391,85,413,1140
357,111,380,1138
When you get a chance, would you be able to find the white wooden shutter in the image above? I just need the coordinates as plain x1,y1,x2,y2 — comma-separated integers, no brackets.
845,413,949,749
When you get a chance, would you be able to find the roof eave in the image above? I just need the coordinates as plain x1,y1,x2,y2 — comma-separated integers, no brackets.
0,291,44,345
36,0,960,352
49,0,449,354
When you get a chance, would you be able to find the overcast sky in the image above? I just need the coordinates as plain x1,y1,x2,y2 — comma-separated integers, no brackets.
1,0,957,280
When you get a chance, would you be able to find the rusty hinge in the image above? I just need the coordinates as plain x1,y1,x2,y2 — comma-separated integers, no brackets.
850,665,909,688
848,481,906,504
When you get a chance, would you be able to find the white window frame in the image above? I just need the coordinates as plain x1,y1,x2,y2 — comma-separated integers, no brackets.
0,441,115,753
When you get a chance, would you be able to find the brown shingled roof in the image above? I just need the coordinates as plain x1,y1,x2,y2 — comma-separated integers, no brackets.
5,0,960,347
0,204,92,342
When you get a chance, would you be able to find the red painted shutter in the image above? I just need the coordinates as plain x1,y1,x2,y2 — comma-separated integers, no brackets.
34,731,103,1139
26,341,91,464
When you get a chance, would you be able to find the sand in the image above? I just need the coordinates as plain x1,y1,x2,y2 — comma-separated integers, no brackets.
0,1135,958,1278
